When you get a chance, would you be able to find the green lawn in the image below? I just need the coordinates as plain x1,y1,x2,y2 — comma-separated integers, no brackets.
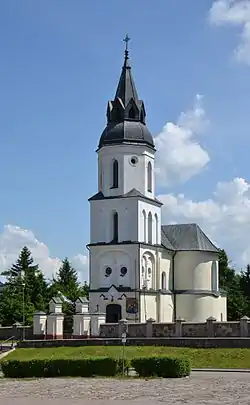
4,346,250,369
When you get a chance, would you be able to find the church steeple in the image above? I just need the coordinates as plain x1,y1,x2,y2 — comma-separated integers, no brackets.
114,35,140,111
98,36,154,150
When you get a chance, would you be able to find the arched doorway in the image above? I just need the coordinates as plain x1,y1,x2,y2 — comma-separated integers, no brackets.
106,304,122,323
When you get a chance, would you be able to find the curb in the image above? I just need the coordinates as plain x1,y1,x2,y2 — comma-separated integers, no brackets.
192,368,250,373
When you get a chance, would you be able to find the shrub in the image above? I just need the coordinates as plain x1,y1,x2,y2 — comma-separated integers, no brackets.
131,356,191,378
1,357,119,378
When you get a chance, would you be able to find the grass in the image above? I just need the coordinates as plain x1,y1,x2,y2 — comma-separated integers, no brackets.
4,346,250,369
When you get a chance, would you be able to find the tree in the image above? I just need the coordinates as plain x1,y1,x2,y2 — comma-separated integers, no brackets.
218,249,248,320
0,246,48,325
240,264,250,315
49,257,81,302
218,249,235,289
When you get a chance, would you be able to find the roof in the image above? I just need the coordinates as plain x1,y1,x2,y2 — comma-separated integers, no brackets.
98,46,154,150
50,297,63,304
76,297,89,303
161,223,219,253
99,120,154,149
89,188,162,206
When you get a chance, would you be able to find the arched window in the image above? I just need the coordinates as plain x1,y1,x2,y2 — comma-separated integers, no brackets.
147,162,152,192
155,213,158,244
211,261,218,291
161,272,166,290
148,212,152,244
112,160,118,188
142,210,146,242
113,212,118,242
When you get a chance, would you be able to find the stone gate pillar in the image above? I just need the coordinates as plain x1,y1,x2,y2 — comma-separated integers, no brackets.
33,311,47,339
46,297,64,340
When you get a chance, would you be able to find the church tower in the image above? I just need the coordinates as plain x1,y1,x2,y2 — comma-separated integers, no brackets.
88,37,163,323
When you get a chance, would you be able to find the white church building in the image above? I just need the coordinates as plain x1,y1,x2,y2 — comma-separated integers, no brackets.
87,40,227,324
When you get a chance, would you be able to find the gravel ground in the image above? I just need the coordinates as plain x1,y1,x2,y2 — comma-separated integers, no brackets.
0,372,250,404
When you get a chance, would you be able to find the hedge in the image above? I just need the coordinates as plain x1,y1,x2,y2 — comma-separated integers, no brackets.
131,356,191,378
1,356,190,378
1,357,119,378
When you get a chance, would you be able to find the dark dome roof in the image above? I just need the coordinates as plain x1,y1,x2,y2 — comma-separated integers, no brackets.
99,120,155,149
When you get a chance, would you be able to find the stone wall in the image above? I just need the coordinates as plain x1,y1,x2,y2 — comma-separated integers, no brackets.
99,316,250,339
17,337,250,349
0,325,33,340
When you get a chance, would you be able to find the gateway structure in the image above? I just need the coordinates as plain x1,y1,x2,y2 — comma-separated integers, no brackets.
87,39,227,323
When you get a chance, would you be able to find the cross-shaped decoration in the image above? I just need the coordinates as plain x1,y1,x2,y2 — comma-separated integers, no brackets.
123,34,131,52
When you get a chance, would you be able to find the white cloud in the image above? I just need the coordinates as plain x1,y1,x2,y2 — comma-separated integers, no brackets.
209,0,250,64
154,94,210,186
0,225,88,282
159,177,250,267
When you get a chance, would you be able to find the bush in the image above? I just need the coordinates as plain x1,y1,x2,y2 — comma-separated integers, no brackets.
131,356,191,378
1,357,119,378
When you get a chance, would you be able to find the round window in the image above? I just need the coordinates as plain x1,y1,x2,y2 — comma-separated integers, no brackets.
130,156,138,165
120,266,127,276
105,267,112,276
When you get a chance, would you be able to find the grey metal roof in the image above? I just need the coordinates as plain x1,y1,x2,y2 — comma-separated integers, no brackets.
98,48,154,150
161,230,175,251
50,297,63,304
161,223,219,253
76,297,89,303
99,121,154,149
115,52,139,107
89,188,162,206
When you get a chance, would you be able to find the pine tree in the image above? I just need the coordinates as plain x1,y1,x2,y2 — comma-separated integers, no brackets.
51,257,81,302
0,246,48,325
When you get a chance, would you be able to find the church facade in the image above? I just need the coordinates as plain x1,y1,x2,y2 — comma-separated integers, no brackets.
87,42,227,323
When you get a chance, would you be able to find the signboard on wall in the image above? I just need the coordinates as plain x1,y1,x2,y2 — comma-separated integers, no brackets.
126,298,138,314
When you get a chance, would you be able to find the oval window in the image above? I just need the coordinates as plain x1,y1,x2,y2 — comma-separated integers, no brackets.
105,267,112,277
120,266,127,276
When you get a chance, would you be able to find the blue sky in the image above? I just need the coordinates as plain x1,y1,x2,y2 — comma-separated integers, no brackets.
1,0,250,278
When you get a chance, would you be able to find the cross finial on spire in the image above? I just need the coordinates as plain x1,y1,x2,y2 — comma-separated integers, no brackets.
123,34,131,62
123,34,130,52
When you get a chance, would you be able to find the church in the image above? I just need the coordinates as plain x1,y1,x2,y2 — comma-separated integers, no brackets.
87,38,227,324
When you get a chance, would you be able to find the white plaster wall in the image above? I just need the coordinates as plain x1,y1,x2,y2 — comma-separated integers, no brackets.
90,198,138,243
174,251,219,291
159,250,173,290
138,201,161,245
140,294,157,322
159,294,174,322
98,144,155,198
176,294,227,322
89,244,139,290
89,291,139,320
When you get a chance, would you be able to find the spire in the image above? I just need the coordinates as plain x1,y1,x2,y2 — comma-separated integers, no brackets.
98,37,155,151
114,35,140,108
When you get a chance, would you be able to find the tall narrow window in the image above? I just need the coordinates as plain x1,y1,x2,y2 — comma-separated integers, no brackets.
148,212,152,244
147,162,152,192
155,213,158,244
161,272,166,290
142,210,146,242
112,160,118,188
113,212,118,242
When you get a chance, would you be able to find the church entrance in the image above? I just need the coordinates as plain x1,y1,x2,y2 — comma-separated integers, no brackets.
106,304,122,323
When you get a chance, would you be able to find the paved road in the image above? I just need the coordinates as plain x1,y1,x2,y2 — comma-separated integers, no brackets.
0,372,249,404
